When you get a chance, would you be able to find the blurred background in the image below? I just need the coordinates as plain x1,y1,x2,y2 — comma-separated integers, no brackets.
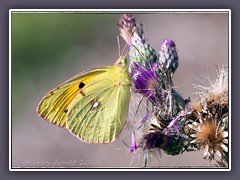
11,12,229,168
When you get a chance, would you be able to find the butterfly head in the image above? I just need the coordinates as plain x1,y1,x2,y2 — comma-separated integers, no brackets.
115,56,128,69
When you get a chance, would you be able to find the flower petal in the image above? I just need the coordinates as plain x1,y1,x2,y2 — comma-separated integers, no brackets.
190,139,197,143
137,112,150,130
204,144,209,157
221,144,228,152
222,131,228,138
222,138,228,144
216,150,222,158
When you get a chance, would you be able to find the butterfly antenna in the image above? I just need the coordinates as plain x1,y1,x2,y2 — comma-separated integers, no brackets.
121,41,129,57
117,36,121,57
117,36,129,57
121,30,136,57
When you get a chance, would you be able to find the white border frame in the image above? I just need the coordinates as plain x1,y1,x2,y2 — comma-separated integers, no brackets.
9,9,231,171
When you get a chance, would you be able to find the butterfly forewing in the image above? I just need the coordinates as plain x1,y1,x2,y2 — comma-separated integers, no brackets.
37,68,108,128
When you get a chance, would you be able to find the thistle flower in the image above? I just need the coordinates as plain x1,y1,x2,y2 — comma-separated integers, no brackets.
118,13,229,168
118,14,137,43
118,14,157,67
159,39,179,77
129,45,186,141
128,35,157,67
119,14,185,118
143,109,192,157
142,131,167,150
142,131,185,156
188,112,228,162
130,62,159,100
193,65,228,119
180,65,229,166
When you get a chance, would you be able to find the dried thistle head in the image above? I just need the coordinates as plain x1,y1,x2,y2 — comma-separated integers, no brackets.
189,112,228,162
208,66,228,105
193,66,228,113
182,65,229,167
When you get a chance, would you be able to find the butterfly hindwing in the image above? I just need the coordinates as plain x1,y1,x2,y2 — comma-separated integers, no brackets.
67,66,131,143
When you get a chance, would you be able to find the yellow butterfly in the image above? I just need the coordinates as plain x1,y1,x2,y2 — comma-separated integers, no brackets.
37,56,131,144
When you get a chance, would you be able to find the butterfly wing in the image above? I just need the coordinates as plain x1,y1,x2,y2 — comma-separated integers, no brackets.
66,66,131,143
37,68,108,128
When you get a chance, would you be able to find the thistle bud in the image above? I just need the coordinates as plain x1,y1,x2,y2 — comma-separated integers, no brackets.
118,14,157,68
128,34,157,67
159,39,179,76
142,131,184,156
162,134,185,156
118,14,137,43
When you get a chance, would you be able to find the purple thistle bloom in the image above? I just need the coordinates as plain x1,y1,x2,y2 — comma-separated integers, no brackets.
143,131,168,150
143,131,185,156
118,14,137,43
130,62,158,99
118,14,136,29
118,14,157,66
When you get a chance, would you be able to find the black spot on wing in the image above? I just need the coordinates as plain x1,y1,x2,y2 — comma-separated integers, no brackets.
79,82,85,89
64,109,68,113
